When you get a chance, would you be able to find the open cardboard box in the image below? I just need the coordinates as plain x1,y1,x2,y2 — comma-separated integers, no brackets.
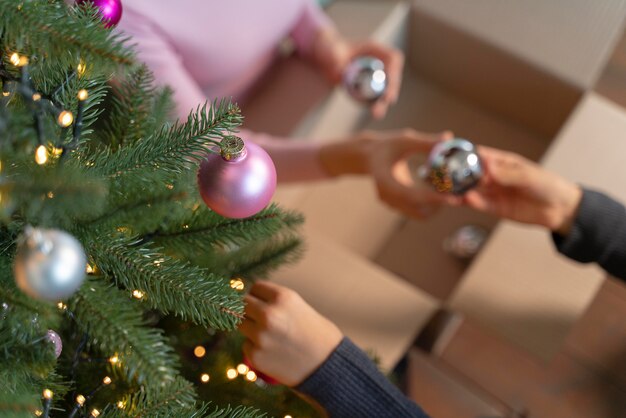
241,0,626,368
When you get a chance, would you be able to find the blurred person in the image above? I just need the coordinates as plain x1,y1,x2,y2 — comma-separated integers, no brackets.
118,0,457,218
460,147,626,279
239,280,431,418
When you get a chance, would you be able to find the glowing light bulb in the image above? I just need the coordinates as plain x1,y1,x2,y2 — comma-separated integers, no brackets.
116,401,125,409
35,410,43,417
193,346,206,358
43,389,53,399
230,278,245,291
236,364,249,375
285,415,293,418
132,290,144,299
226,368,238,380
35,145,48,165
245,370,257,382
57,302,67,311
76,395,86,406
91,408,100,417
31,93,41,101
103,376,112,385
86,264,95,274
77,60,87,75
57,110,74,127
52,147,64,156
200,373,210,383
109,355,119,365
77,89,88,101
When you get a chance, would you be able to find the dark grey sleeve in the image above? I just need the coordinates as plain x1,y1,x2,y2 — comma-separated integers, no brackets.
552,188,626,280
296,337,430,418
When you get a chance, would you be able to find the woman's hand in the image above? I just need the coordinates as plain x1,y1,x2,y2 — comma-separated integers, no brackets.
461,147,583,235
319,129,459,219
239,281,344,387
311,27,404,119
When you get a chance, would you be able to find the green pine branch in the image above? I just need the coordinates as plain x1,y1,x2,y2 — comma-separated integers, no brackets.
84,232,244,330
229,236,304,279
68,278,179,385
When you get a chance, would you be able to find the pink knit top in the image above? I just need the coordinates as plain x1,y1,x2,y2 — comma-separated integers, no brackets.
118,1,333,181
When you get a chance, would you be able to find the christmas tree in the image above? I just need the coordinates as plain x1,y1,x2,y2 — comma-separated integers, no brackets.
0,1,313,416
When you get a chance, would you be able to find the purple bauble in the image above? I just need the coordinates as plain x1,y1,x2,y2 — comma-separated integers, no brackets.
76,0,123,28
46,330,63,358
198,137,276,219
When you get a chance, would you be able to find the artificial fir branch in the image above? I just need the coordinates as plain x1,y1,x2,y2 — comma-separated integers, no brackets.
85,232,245,329
68,278,180,385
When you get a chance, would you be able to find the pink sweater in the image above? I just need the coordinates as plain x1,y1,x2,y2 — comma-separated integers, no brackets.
118,1,334,182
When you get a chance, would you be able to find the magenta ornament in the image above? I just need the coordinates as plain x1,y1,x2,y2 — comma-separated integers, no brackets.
46,330,63,358
198,136,276,219
76,0,123,28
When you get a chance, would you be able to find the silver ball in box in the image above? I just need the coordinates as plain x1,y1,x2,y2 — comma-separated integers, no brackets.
420,138,483,195
14,226,86,301
343,56,387,102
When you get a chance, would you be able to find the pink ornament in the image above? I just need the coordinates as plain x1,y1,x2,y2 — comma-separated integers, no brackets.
76,0,123,28
198,137,276,219
46,330,63,358
244,356,279,385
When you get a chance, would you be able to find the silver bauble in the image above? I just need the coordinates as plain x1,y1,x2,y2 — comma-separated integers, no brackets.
14,226,86,301
343,56,387,102
443,225,488,260
419,138,483,195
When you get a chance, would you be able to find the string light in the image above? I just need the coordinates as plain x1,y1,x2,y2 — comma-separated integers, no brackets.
132,290,144,300
86,264,95,274
47,192,54,199
245,370,257,382
43,389,53,399
90,408,100,417
35,410,43,417
1,91,9,97
76,395,86,406
57,302,67,311
230,278,245,291
226,368,238,380
9,52,28,66
236,364,249,375
32,93,41,101
103,376,112,385
193,346,206,358
284,415,293,418
35,145,48,165
77,89,88,101
57,110,74,127
52,147,64,156
77,60,86,75
109,355,120,365
200,373,210,383
116,401,125,409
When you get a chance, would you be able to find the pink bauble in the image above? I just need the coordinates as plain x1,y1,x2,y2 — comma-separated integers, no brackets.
198,137,276,219
46,329,63,358
76,0,123,28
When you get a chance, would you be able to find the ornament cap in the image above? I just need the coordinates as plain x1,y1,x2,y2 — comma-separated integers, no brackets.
220,136,246,162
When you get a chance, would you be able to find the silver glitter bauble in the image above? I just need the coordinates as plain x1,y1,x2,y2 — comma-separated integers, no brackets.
443,225,488,260
343,56,387,102
14,226,86,301
419,138,483,195
46,329,63,358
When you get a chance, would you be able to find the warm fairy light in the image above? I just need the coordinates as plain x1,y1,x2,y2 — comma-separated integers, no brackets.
230,278,245,291
116,401,125,409
77,89,88,101
245,370,257,382
57,110,74,127
109,355,120,365
2,91,9,97
32,93,41,101
86,264,95,274
226,368,238,380
47,192,54,199
236,363,249,375
91,409,100,417
35,145,48,165
57,302,67,311
132,290,145,299
193,346,206,358
9,52,28,66
43,389,53,399
284,415,293,418
35,410,42,417
52,147,64,156
103,376,112,385
77,60,87,75
200,373,210,383
76,395,86,406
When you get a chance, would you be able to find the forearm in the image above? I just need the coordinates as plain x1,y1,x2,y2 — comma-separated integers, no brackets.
296,338,430,418
552,188,626,280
